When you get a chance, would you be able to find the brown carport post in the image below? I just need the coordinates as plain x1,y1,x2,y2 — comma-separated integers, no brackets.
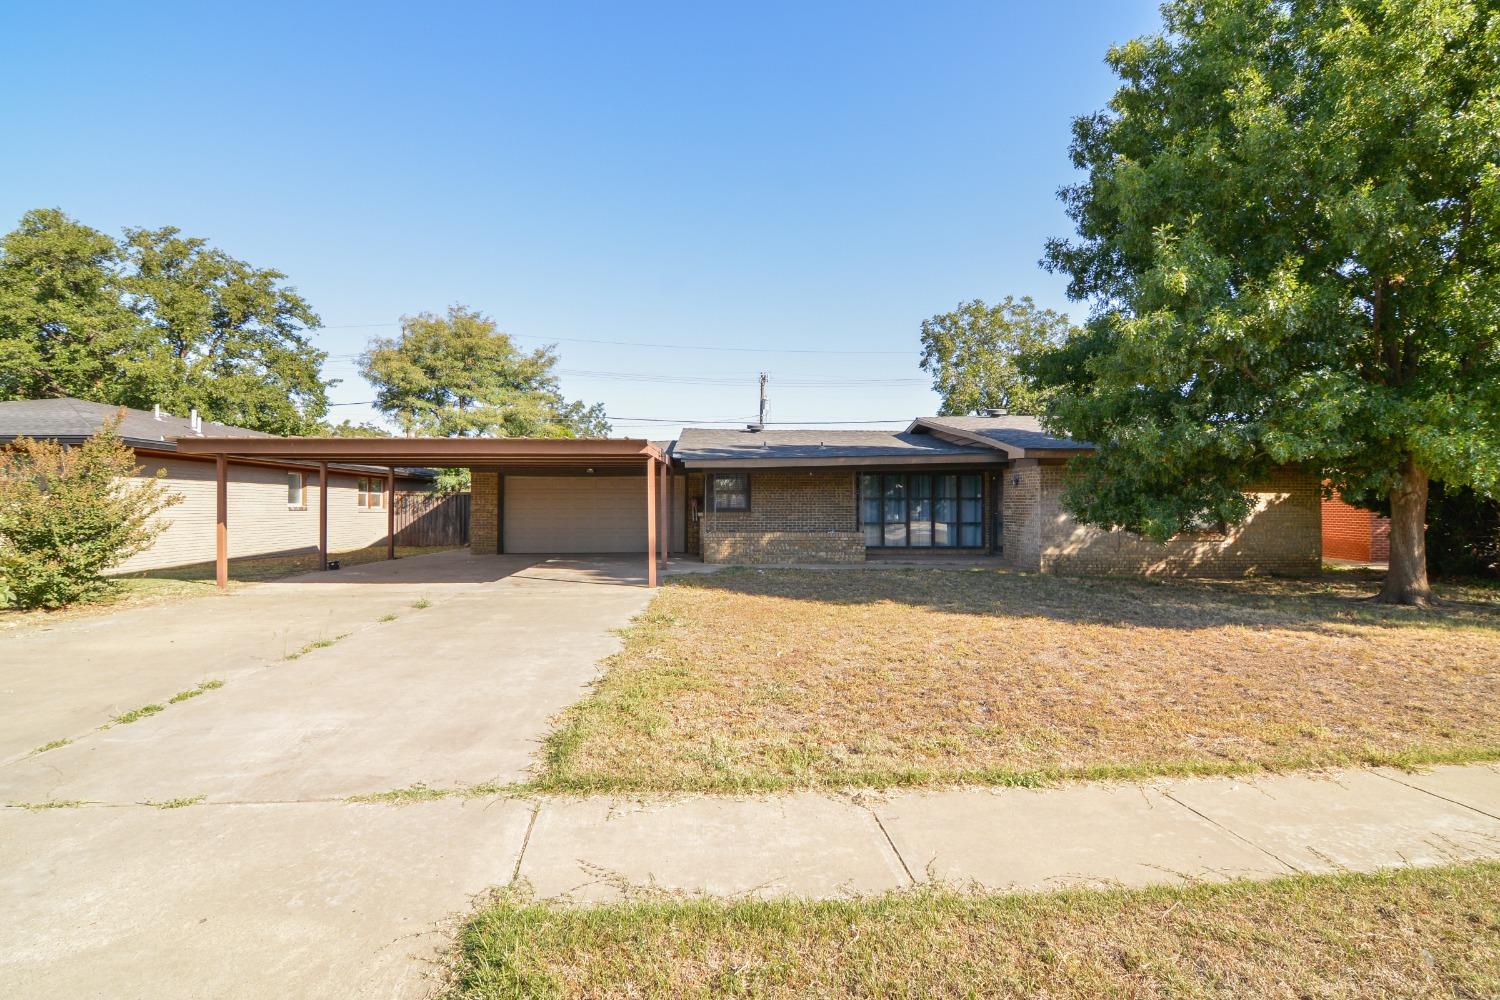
645,457,658,587
215,455,228,589
318,462,329,571
659,460,670,569
386,468,396,559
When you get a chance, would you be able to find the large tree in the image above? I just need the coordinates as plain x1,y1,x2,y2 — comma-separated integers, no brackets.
919,296,1075,415
360,305,610,438
121,226,328,434
1031,0,1500,604
0,209,143,402
0,209,331,435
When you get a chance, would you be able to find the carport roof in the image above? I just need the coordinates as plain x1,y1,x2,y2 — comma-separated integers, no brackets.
175,435,667,468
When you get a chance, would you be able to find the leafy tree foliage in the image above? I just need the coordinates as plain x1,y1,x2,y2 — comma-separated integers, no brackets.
360,305,610,438
0,209,142,402
120,226,328,434
320,418,392,438
1030,0,1500,604
919,297,1075,415
0,416,181,608
0,209,330,435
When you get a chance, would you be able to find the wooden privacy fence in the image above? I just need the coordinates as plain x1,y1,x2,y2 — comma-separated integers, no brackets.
394,491,470,547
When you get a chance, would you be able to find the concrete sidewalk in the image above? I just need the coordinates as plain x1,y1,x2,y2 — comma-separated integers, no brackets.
4,764,1498,999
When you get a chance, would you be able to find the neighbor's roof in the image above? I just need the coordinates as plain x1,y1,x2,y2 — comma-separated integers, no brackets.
672,427,998,467
0,398,433,478
906,415,1091,457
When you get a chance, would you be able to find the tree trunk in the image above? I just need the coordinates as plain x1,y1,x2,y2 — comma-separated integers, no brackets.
1377,456,1433,605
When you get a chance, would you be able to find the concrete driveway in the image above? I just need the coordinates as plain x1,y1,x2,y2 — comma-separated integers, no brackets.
0,551,653,999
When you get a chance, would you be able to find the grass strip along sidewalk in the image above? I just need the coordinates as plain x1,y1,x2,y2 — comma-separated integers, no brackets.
443,862,1500,999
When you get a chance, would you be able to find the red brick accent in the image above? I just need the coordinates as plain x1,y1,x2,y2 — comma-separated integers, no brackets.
1322,491,1389,561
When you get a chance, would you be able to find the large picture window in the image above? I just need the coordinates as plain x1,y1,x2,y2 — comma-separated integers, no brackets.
710,473,750,512
860,473,983,548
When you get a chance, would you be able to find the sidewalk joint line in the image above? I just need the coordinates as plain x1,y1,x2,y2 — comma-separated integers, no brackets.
1373,769,1500,823
511,800,540,885
866,805,916,886
1159,789,1301,874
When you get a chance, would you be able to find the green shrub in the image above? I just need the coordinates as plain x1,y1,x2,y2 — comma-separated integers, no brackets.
0,414,181,608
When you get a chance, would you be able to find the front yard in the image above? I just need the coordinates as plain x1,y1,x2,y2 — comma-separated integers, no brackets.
540,568,1500,792
445,863,1500,999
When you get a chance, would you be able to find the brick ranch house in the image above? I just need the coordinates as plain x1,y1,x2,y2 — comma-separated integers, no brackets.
143,411,1320,587
0,398,433,574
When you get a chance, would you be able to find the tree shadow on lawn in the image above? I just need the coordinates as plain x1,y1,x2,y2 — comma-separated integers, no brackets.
677,566,1500,635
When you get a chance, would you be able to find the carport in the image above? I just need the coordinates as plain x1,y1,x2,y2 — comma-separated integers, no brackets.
174,437,673,587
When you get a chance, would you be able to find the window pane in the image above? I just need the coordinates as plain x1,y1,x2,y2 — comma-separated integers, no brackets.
911,497,932,523
960,498,982,524
960,475,982,498
959,523,983,547
288,474,302,506
910,520,933,546
864,523,882,546
884,500,906,522
860,474,880,497
883,475,906,502
934,498,956,523
713,473,748,511
357,478,367,507
934,521,954,546
884,521,907,546
860,497,881,525
910,476,932,499
937,475,958,499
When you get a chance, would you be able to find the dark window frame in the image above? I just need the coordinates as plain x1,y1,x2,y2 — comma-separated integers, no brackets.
709,472,751,512
858,471,984,549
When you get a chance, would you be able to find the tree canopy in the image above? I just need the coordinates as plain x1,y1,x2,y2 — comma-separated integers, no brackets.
360,305,609,438
1028,0,1500,603
0,208,330,434
919,297,1075,415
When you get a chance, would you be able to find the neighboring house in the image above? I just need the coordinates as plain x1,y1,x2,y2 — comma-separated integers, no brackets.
1322,489,1391,563
0,398,433,573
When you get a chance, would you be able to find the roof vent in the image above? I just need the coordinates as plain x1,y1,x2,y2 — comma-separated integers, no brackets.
153,404,162,421
982,407,1008,418
745,422,763,433
189,408,203,435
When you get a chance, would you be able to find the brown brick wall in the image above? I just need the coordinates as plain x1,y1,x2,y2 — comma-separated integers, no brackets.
1322,491,1390,561
1016,465,1321,577
700,470,865,564
470,470,499,554
1002,460,1043,570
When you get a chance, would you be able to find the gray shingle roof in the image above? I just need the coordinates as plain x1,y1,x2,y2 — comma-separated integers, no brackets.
673,427,996,463
0,398,431,478
909,415,1091,453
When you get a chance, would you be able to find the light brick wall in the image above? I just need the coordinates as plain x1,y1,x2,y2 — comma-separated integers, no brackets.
700,470,865,564
470,470,500,553
1002,460,1043,569
1019,465,1321,577
113,456,422,574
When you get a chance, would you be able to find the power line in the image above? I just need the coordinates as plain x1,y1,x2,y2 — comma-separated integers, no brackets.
315,326,912,356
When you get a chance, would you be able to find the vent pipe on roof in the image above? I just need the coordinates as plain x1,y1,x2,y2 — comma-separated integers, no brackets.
153,404,162,421
189,408,202,435
982,407,1008,417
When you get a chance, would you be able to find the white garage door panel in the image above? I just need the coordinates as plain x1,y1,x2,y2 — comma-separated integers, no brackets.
504,476,648,553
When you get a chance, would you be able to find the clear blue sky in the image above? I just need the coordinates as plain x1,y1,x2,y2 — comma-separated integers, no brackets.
1,1,1162,438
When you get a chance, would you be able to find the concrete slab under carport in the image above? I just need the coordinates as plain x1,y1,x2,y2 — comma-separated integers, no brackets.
516,793,911,903
0,798,532,1000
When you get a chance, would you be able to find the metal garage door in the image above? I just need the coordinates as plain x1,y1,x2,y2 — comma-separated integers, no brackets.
503,476,648,553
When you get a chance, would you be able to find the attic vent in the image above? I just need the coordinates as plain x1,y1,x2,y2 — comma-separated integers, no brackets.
153,404,163,421
189,408,203,435
745,423,763,432
982,407,1008,417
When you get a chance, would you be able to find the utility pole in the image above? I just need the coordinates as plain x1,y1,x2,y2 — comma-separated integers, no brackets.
758,372,768,428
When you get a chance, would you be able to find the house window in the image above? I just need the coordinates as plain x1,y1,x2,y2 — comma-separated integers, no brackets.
710,473,750,512
859,473,983,548
357,476,384,510
287,472,305,509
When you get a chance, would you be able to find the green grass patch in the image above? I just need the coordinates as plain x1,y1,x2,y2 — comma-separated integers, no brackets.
411,597,432,610
347,781,525,805
10,800,90,810
143,795,206,809
379,613,399,622
107,703,165,726
31,738,72,755
284,633,352,661
443,863,1500,999
168,679,224,703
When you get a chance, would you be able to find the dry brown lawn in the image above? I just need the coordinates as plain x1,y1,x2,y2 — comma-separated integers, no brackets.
444,863,1500,999
540,568,1500,792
